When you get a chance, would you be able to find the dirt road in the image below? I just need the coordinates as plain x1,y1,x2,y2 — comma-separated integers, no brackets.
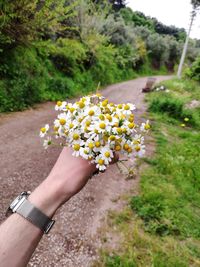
0,76,171,266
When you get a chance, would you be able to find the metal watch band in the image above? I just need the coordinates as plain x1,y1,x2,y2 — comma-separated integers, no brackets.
16,199,55,234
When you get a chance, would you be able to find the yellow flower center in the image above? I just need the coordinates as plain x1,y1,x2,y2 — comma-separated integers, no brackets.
95,141,101,147
104,151,110,158
54,126,59,131
59,119,66,125
78,117,83,123
135,145,141,152
106,114,112,122
144,123,150,130
88,110,94,116
70,107,75,113
88,143,94,149
84,149,89,154
40,127,46,133
118,104,123,109
124,104,130,110
56,101,62,107
99,122,106,129
78,101,85,109
128,117,134,123
98,159,104,165
128,123,135,129
102,99,108,107
128,147,132,153
73,144,80,151
85,120,91,127
115,145,121,151
69,123,74,129
99,114,105,120
123,144,129,151
109,135,116,141
73,133,79,140
117,128,123,134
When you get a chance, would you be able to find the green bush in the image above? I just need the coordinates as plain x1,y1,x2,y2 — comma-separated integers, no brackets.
48,38,87,76
187,56,200,82
148,93,199,128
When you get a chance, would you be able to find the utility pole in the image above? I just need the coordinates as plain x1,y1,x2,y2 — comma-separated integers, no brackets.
177,10,196,78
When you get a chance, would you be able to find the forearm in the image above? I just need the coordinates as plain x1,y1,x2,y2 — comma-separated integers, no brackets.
0,179,63,267
0,147,95,267
0,213,43,267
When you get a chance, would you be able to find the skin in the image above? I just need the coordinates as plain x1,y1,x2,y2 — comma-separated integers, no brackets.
0,147,117,267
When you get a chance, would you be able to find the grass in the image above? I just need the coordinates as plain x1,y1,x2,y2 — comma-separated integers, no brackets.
95,78,200,267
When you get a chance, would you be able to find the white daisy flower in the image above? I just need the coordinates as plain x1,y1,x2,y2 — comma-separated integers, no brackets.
95,155,107,171
134,143,146,157
55,101,67,111
72,140,84,157
80,147,93,160
40,124,49,138
140,120,150,132
43,137,52,149
100,145,114,164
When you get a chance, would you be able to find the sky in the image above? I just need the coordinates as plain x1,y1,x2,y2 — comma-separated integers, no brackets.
127,0,200,39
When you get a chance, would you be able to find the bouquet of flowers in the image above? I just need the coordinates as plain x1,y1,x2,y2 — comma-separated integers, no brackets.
40,94,150,171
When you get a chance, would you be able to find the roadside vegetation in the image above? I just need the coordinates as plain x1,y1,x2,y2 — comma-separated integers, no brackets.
1,0,199,112
95,78,200,267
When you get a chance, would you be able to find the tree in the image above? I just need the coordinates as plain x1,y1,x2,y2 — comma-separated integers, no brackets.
0,0,76,51
177,0,200,77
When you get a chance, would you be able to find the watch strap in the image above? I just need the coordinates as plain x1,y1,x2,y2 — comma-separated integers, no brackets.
16,199,55,234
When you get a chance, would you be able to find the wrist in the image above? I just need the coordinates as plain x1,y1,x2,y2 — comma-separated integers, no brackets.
28,179,70,218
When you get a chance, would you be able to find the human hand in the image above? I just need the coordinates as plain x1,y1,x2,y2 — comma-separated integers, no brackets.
29,147,118,217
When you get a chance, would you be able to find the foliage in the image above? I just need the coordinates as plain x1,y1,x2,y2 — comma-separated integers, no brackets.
146,33,168,68
0,0,76,51
186,56,200,82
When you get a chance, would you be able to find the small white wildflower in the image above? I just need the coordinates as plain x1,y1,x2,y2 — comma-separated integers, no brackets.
40,124,49,138
43,137,52,149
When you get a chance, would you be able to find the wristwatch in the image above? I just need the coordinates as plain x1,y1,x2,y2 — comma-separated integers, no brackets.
6,191,55,234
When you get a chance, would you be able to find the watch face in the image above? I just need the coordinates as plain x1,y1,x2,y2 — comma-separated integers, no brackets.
10,192,29,210
6,191,30,217
10,195,22,210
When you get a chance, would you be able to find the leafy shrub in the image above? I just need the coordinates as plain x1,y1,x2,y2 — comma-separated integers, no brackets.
187,56,200,82
48,38,87,76
0,0,75,51
148,93,199,128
